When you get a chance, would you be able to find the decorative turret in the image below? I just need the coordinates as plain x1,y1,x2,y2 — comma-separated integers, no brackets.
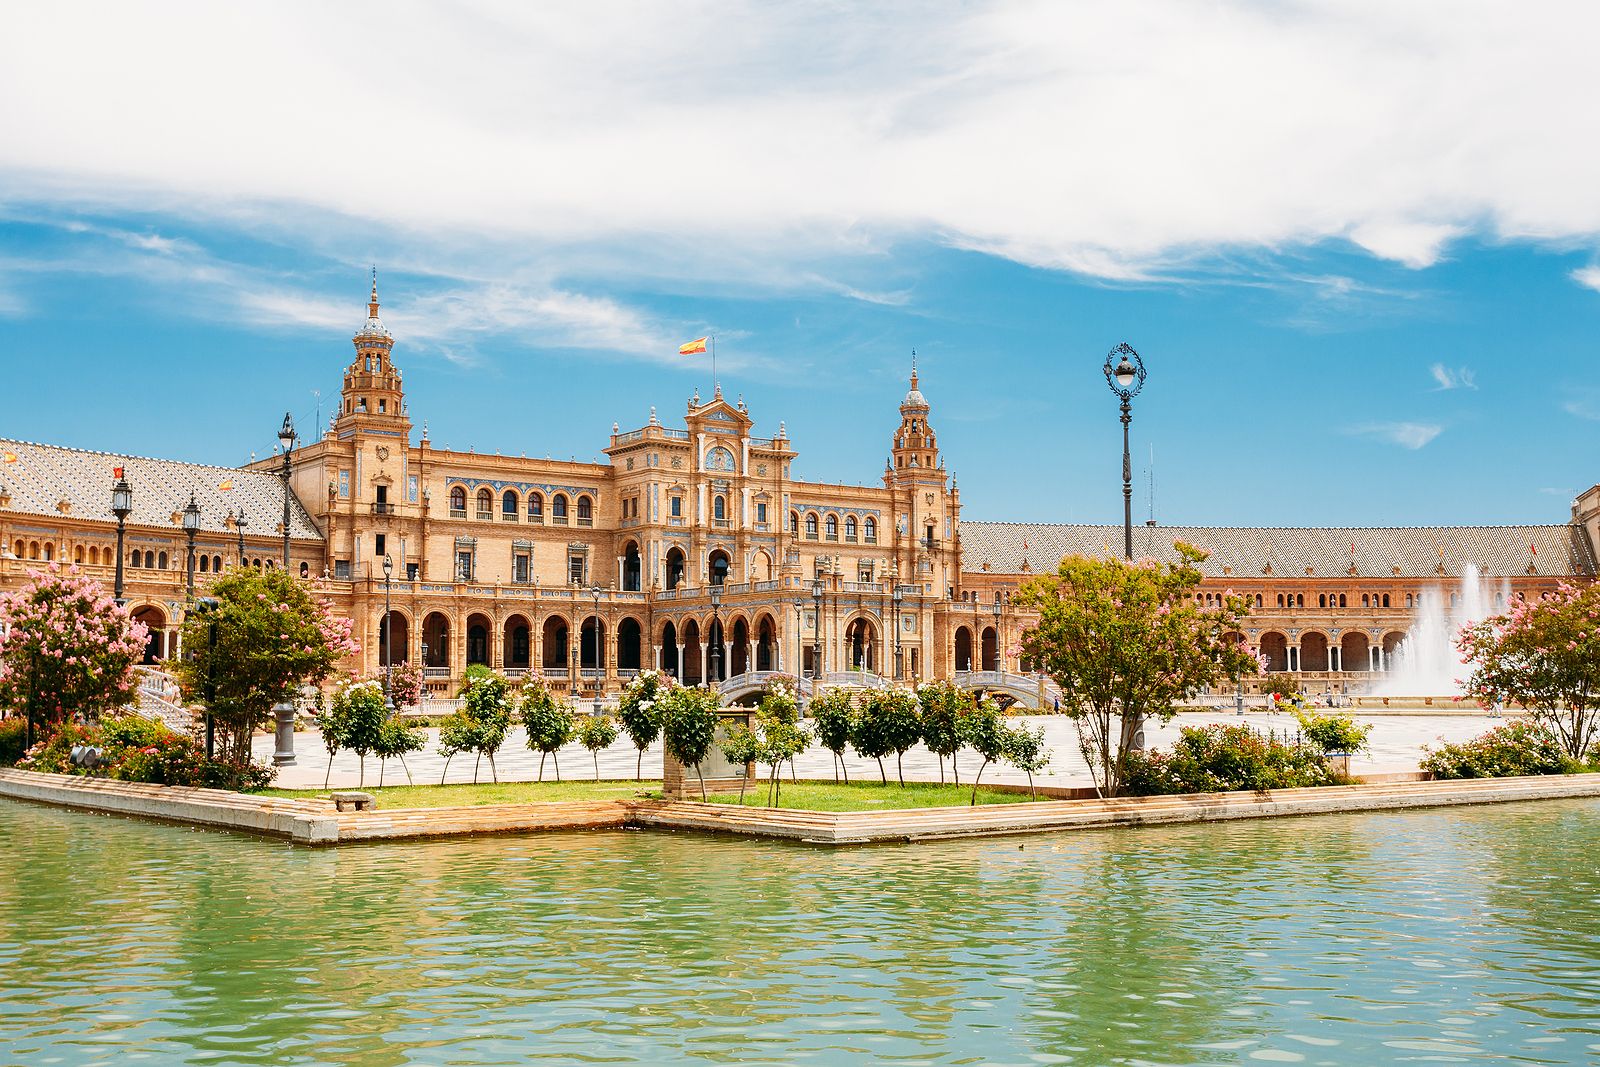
336,270,409,434
889,354,939,476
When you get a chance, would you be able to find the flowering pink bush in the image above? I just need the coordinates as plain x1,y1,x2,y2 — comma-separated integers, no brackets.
1457,581,1600,759
387,661,424,708
0,565,148,729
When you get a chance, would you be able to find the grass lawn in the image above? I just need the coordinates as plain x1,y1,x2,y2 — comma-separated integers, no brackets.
701,779,1038,811
263,779,659,808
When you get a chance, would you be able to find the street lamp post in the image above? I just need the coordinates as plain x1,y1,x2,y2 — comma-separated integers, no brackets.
794,602,805,716
709,582,722,686
233,510,247,568
382,554,395,712
182,494,201,603
892,583,903,681
111,470,132,603
1102,342,1147,561
592,584,603,716
277,412,296,570
811,577,824,684
993,591,1003,673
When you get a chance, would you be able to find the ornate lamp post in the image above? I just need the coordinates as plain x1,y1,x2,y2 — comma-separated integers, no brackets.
111,469,132,602
382,553,395,712
709,581,722,685
811,577,824,683
592,584,603,715
892,582,903,680
276,412,296,570
1102,342,1147,561
794,602,806,716
182,494,201,603
233,510,247,568
993,591,1003,673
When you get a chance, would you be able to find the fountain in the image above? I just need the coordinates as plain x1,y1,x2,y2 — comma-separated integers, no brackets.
1370,564,1506,699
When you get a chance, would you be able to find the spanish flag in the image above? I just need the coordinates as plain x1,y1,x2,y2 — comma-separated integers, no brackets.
678,336,708,356
218,478,235,491
2,451,15,464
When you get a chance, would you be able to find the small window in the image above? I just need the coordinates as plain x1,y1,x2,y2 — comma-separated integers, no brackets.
864,517,877,543
576,496,593,524
569,554,586,585
378,399,387,413
476,488,493,517
858,561,873,583
528,493,543,520
158,551,168,569
503,490,519,518
670,496,682,518
334,560,351,579
199,555,209,573
514,553,531,584
713,495,726,521
1382,594,1391,608
825,515,838,540
844,516,857,542
375,533,387,557
300,562,310,578
456,550,474,581
806,513,818,539
757,502,767,524
449,486,466,513
552,494,568,523
789,512,799,535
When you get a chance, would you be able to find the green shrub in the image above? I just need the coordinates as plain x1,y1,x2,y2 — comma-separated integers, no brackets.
1421,721,1586,780
808,688,857,783
1122,723,1343,796
1294,709,1372,755
17,712,275,790
0,718,30,766
521,681,576,781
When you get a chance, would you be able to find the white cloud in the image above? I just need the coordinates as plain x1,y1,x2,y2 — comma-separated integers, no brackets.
1430,363,1477,390
1572,266,1600,293
3,2,1600,282
1350,421,1443,449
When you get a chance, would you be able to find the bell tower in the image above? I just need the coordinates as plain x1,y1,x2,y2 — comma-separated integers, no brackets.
335,270,409,435
888,356,940,478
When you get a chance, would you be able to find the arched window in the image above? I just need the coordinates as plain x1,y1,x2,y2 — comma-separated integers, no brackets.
213,555,222,572
42,544,53,561
502,490,519,518
864,517,877,543
1362,594,1369,607
1277,594,1284,607
199,555,209,573
528,492,544,520
825,515,838,540
713,495,726,521
300,562,310,578
577,496,593,523
552,494,568,522
11,540,22,559
449,486,466,513
1338,594,1347,608
1296,594,1304,608
845,516,857,541
1318,594,1326,608
73,545,84,564
1382,594,1390,608
475,488,493,517
790,512,799,535
805,513,818,539
1255,593,1263,607
144,551,156,568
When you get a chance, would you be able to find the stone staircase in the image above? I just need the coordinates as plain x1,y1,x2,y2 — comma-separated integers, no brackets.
128,666,197,734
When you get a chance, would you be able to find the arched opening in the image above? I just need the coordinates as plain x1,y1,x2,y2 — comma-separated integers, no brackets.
528,492,544,521
379,611,410,666
1301,632,1329,672
552,493,569,523
466,613,491,666
681,619,703,685
864,517,877,543
74,545,84,564
661,620,680,679
617,617,643,671
825,514,838,540
503,613,531,669
713,495,726,521
847,617,877,672
622,541,642,591
981,626,998,671
1340,631,1370,674
708,549,730,586
475,488,493,518
132,605,167,664
845,516,857,541
805,513,818,539
542,616,570,671
502,489,519,518
1260,632,1289,672
751,550,773,582
955,626,973,671
756,614,777,672
666,546,686,590
199,554,210,573
1381,630,1406,668
731,617,750,676
580,616,605,670
157,551,168,569
449,486,466,512
422,613,450,667
577,495,593,524
706,616,726,682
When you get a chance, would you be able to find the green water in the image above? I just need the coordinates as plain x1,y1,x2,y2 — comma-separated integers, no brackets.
3,801,1600,1066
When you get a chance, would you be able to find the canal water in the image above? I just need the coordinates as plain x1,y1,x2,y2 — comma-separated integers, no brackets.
3,799,1599,1065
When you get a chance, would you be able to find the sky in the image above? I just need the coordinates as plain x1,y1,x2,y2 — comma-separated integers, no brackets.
2,1,1599,529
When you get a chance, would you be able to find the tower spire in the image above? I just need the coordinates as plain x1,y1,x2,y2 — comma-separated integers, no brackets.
368,266,380,319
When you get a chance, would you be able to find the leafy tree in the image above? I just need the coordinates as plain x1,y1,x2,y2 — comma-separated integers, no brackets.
331,679,388,787
520,679,576,781
966,698,1010,805
438,672,513,783
307,688,346,789
1016,543,1263,797
808,687,856,783
1292,708,1371,755
1458,581,1600,758
173,567,358,765
917,679,975,785
578,715,620,779
373,717,425,786
850,694,897,785
1005,722,1051,799
718,724,762,803
661,685,722,800
856,687,922,785
0,565,149,744
758,678,802,782
617,669,672,779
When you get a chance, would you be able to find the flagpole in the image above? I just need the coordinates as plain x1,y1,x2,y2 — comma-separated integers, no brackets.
712,335,717,392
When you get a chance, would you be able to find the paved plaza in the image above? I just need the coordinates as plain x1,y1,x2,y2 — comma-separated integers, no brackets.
256,709,1506,791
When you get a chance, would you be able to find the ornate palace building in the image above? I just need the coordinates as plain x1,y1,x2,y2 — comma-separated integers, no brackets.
3,280,1597,704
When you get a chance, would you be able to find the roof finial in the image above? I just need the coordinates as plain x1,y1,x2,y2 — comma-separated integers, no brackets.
368,266,380,319
910,347,918,389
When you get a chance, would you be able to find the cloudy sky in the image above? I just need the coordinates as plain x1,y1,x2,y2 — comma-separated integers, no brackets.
3,1,1598,526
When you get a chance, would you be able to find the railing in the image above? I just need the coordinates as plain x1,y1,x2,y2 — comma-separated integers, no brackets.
449,509,467,519
842,581,882,594
552,514,568,525
613,428,646,443
577,516,593,527
475,509,493,521
371,502,395,515
501,512,519,522
580,668,605,680
423,667,452,678
659,428,690,440
713,518,731,529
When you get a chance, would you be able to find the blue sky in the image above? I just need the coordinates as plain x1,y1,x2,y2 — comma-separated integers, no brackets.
3,3,1599,528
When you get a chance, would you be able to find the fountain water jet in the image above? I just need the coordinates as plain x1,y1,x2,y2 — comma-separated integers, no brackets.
1370,564,1504,697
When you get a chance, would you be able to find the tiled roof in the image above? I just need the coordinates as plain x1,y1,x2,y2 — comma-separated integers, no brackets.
959,521,1596,580
0,439,322,541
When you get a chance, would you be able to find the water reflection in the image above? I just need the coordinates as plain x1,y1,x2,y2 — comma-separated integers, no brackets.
3,800,1600,1064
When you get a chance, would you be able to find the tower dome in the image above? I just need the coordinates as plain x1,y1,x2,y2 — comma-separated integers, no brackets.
355,270,392,345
